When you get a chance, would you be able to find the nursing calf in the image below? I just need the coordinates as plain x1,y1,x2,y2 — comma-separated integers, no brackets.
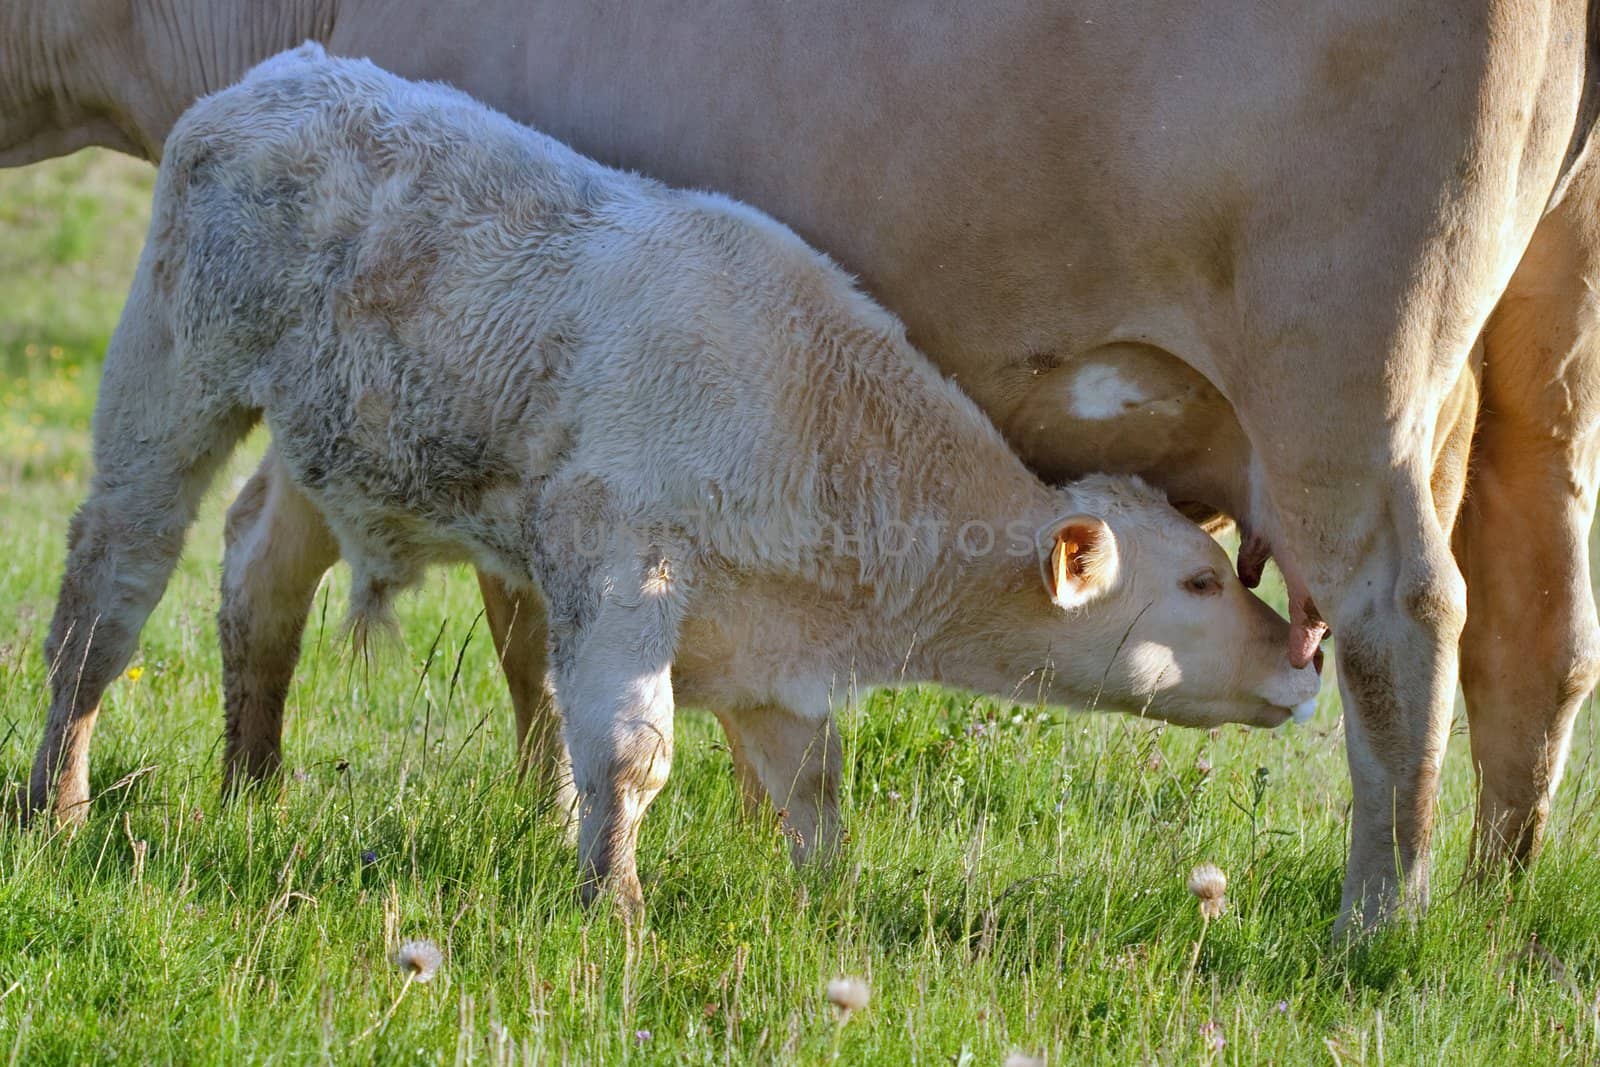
31,48,1317,908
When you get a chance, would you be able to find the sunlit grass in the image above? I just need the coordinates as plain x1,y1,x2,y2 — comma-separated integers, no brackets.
0,151,1596,1064
0,150,153,364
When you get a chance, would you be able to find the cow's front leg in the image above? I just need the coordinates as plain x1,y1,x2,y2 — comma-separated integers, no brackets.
716,705,842,864
1335,541,1464,932
219,452,341,791
476,572,575,822
1458,177,1600,872
1235,325,1473,934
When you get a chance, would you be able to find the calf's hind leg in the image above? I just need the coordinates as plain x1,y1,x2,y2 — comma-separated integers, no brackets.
216,464,573,797
31,306,253,823
218,452,341,791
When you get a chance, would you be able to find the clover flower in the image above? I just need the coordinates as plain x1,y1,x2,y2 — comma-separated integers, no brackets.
393,939,443,983
1187,864,1227,920
826,977,869,1017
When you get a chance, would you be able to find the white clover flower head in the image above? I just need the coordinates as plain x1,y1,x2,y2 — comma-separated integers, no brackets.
393,938,444,983
825,977,870,1016
1004,1054,1047,1067
1187,863,1228,920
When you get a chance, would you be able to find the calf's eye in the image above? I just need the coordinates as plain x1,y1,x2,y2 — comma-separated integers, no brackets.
1182,570,1223,596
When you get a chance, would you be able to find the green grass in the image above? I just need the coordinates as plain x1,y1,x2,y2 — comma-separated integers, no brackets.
1,150,1598,1064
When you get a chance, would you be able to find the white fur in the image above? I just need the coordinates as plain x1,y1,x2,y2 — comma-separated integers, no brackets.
35,47,1318,907
1068,363,1150,421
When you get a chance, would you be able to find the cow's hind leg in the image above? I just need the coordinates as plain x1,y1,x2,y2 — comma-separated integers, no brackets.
1240,352,1468,933
30,312,253,823
218,452,341,791
715,705,842,865
1458,180,1600,872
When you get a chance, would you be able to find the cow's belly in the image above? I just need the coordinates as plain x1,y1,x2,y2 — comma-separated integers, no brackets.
989,342,1253,519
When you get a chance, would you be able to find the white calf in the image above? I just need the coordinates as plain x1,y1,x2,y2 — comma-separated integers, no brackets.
31,47,1318,911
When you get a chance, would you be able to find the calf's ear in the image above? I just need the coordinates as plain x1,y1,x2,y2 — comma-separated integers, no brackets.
1040,516,1119,610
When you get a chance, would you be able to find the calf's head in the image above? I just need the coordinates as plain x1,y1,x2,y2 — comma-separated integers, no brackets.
951,476,1320,728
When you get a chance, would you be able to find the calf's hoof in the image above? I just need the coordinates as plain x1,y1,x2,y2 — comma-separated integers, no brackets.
221,752,284,799
19,781,91,831
579,872,646,926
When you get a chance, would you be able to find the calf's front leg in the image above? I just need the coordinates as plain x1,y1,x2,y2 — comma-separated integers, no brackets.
550,563,683,918
715,705,842,864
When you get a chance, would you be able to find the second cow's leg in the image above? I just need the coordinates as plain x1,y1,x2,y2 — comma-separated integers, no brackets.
1315,469,1465,933
477,573,575,816
1458,171,1600,872
218,452,341,790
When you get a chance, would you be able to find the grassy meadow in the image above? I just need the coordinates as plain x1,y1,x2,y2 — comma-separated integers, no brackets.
1,150,1598,1064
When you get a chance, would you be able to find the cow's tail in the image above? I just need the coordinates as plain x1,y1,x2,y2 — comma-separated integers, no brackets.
1549,0,1600,209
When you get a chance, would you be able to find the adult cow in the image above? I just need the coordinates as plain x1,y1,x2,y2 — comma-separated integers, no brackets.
4,0,1596,932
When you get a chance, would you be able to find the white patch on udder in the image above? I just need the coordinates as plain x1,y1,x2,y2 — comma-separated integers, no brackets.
1069,363,1149,421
